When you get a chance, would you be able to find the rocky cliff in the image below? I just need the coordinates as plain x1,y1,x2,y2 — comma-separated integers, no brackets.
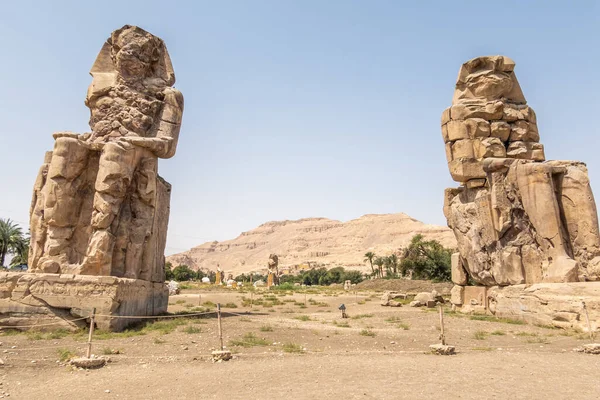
166,213,456,276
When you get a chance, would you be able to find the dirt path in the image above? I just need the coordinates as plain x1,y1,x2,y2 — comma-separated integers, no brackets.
1,288,598,399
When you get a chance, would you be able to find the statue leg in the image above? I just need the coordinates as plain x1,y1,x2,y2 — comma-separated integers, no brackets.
552,162,600,280
516,162,579,282
124,156,157,279
38,138,89,273
80,142,140,276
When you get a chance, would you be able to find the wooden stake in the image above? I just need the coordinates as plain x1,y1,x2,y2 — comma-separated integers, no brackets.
250,291,254,309
217,303,224,351
86,308,96,359
438,304,446,345
582,302,594,340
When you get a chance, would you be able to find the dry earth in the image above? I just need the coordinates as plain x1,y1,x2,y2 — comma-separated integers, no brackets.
167,213,456,276
1,286,598,399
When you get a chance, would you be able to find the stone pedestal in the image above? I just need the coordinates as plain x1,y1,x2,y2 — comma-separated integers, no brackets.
0,272,168,331
215,272,222,285
267,273,274,288
450,282,600,332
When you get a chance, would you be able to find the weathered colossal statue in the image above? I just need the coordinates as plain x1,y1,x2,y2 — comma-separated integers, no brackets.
267,254,279,285
442,56,600,288
28,25,183,282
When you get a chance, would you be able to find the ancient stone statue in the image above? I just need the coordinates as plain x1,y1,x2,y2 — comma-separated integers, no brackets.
442,56,600,288
28,25,184,282
267,254,279,286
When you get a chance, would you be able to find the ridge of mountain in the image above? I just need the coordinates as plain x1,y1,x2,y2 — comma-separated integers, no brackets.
166,213,456,276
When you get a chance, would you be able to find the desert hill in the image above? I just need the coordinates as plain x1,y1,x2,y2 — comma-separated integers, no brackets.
166,213,456,277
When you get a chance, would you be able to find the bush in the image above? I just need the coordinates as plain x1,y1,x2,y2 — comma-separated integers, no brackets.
172,265,195,281
399,234,453,281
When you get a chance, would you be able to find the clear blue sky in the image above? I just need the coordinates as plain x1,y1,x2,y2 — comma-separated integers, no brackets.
0,1,598,255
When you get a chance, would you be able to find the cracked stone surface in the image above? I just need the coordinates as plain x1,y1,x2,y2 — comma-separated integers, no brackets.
28,25,183,282
442,56,600,288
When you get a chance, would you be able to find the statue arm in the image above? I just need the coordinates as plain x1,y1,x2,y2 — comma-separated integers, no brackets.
121,87,184,158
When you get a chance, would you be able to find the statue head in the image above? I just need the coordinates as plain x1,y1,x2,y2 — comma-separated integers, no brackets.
268,254,279,268
87,25,175,103
110,26,163,83
453,56,525,104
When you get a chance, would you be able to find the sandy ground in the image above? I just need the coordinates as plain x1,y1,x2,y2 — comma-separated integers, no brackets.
1,288,599,399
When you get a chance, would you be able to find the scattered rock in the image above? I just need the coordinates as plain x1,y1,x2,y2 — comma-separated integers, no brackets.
429,344,456,355
380,291,405,307
574,343,600,355
212,350,232,362
167,280,180,295
70,356,109,369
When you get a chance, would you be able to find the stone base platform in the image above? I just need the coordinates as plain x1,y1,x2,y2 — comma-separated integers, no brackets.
451,282,600,332
0,272,168,331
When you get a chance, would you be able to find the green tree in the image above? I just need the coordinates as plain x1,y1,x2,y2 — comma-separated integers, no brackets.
9,236,29,267
195,269,207,280
384,254,400,278
0,219,27,267
165,262,174,280
373,257,385,278
342,269,365,284
400,234,452,282
172,265,195,281
363,252,376,277
322,266,345,285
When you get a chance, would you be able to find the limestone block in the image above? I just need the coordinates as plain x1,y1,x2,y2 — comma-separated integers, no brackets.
0,272,168,331
503,103,536,123
451,253,468,285
445,121,468,141
441,108,451,125
474,137,506,159
491,247,525,285
450,101,503,121
414,292,433,303
465,179,486,188
446,118,490,140
509,120,539,142
490,121,511,142
448,158,486,182
450,285,464,305
488,283,600,332
463,286,487,309
506,141,545,160
521,244,544,284
451,139,475,159
443,187,463,220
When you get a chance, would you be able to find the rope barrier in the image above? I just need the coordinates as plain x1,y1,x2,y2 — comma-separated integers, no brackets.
1,298,594,369
0,317,89,330
93,311,216,319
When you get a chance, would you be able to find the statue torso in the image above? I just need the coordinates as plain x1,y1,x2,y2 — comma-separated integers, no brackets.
88,84,163,143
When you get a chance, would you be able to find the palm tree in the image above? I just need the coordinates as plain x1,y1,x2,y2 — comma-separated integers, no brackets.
0,218,27,267
385,254,400,277
363,252,376,277
373,257,385,278
9,236,29,267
